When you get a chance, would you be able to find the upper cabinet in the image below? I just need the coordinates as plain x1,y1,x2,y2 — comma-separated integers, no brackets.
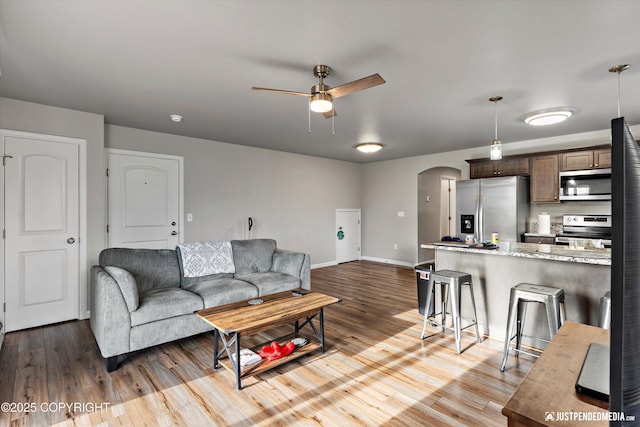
560,148,611,171
469,157,530,179
530,154,559,203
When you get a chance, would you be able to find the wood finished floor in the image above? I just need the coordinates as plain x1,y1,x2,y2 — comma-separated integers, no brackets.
0,261,534,426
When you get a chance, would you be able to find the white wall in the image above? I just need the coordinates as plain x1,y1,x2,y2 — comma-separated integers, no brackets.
361,125,640,266
105,125,362,266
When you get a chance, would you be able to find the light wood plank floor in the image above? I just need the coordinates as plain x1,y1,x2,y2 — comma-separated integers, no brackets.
0,261,534,426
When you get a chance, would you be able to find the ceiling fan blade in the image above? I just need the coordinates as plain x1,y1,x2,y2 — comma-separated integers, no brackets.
323,109,337,119
251,87,310,97
326,73,385,99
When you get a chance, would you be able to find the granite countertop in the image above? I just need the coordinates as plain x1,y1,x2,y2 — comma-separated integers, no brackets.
523,232,556,237
421,241,611,266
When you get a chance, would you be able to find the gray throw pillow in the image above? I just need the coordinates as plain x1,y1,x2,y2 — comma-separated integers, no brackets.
272,251,304,277
105,266,139,312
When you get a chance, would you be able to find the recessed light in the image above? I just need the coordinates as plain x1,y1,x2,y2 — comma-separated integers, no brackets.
356,143,383,153
169,114,183,123
523,108,574,126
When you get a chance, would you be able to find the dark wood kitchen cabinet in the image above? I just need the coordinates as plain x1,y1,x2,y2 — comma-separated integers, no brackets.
530,154,559,203
560,148,611,171
469,157,530,179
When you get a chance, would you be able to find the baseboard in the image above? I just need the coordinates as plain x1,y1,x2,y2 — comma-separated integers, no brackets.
311,261,338,269
360,256,414,268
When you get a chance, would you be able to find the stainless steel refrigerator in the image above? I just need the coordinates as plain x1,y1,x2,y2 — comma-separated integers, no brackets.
456,176,529,243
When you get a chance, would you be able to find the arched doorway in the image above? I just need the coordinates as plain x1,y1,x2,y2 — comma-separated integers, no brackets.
417,167,461,263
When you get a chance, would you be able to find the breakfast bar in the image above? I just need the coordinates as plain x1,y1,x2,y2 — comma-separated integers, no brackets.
420,242,611,347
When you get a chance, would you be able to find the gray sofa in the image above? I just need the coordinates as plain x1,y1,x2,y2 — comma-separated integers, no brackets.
90,239,310,371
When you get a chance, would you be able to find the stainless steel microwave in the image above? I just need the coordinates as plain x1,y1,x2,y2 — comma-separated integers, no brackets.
559,168,611,201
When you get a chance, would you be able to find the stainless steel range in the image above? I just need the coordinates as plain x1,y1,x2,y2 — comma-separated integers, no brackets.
555,214,611,247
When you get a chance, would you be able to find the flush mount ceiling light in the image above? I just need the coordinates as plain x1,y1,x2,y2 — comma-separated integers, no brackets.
489,96,503,161
523,108,574,126
356,143,383,153
169,114,183,123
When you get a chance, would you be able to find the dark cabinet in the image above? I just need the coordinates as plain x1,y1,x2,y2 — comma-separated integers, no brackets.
560,149,611,171
530,154,559,203
469,157,530,179
524,236,555,244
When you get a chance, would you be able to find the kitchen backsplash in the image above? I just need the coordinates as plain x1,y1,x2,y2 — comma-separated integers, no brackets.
529,201,611,234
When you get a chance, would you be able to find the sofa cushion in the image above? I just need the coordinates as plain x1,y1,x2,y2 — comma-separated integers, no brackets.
183,278,259,307
231,239,277,274
99,248,181,293
176,241,235,277
272,250,305,277
234,272,301,296
104,266,139,313
130,288,204,327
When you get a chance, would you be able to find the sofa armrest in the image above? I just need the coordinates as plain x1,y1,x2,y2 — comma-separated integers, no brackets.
272,249,311,290
90,265,132,358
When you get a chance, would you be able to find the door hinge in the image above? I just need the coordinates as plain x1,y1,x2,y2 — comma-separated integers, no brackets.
106,168,109,177
358,220,360,224
106,224,109,233
2,229,4,239
2,302,5,312
2,155,13,166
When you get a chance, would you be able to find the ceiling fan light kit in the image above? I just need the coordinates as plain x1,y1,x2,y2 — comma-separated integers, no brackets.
310,92,333,113
356,143,383,153
169,114,183,123
251,64,385,119
523,108,573,126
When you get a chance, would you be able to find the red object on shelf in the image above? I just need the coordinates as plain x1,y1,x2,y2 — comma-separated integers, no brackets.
259,341,296,360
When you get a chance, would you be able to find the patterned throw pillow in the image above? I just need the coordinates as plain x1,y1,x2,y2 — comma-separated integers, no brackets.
177,241,236,277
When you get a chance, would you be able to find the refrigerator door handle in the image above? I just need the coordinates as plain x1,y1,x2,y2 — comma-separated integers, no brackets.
476,195,484,242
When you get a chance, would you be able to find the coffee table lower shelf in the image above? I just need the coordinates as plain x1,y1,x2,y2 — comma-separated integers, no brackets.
215,334,321,379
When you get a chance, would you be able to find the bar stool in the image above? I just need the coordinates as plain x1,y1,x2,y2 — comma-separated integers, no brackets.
500,283,566,372
598,291,611,330
420,270,482,354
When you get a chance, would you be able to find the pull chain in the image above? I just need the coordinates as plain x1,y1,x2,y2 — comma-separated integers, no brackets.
308,98,311,133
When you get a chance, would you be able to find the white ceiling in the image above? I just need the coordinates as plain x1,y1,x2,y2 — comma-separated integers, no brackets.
1,0,640,163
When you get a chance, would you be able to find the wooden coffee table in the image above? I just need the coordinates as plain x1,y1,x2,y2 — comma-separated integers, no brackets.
196,289,341,389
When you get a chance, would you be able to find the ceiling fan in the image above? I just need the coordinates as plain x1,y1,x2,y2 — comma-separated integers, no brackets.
251,65,385,118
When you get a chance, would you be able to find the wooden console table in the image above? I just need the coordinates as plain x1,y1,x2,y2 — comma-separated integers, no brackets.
502,321,609,426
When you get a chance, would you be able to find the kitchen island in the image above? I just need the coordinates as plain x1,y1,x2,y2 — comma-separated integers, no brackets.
420,242,610,348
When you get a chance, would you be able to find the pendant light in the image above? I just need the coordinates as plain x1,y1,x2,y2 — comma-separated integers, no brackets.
609,64,630,118
489,96,503,160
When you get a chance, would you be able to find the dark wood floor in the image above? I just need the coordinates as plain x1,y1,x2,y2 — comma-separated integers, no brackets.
0,261,533,426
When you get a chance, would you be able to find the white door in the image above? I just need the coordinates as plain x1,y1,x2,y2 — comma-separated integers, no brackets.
4,134,80,331
108,149,183,249
336,209,361,263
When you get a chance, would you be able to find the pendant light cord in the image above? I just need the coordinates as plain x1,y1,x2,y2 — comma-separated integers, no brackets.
494,99,498,140
609,65,629,118
617,70,621,118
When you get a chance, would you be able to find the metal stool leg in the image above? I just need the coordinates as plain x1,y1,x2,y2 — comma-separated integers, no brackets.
545,298,561,339
500,290,518,372
515,299,528,357
450,279,462,354
420,276,436,339
467,278,482,343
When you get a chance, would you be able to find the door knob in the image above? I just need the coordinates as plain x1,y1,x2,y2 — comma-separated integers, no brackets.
67,237,76,244
171,231,178,236
171,221,177,226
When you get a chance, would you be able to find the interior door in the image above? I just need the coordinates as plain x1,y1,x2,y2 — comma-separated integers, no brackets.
108,150,183,249
336,209,361,263
4,134,80,331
